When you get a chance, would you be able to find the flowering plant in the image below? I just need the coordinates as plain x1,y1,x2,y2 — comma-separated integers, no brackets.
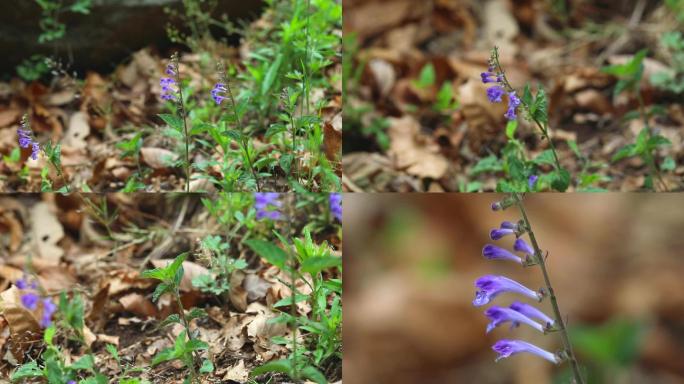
474,194,584,383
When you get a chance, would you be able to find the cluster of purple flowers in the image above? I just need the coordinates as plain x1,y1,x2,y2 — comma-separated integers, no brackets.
254,193,283,220
211,82,228,105
17,116,41,160
329,193,342,221
481,65,520,121
473,201,559,364
160,63,178,101
16,276,57,328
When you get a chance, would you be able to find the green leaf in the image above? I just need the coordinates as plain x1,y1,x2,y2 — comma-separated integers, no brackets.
521,84,533,106
158,114,184,132
532,150,556,166
262,54,284,96
301,365,328,384
10,361,43,380
185,339,209,352
199,359,214,374
44,324,56,345
151,282,170,302
647,135,671,148
301,256,342,274
151,347,176,366
661,156,676,171
414,63,435,88
505,119,518,139
105,344,119,362
567,140,582,159
611,144,637,162
274,293,310,308
158,313,181,328
250,359,293,377
531,87,548,124
245,239,288,269
187,308,207,321
551,168,571,192
601,49,648,77
470,155,503,176
71,354,94,370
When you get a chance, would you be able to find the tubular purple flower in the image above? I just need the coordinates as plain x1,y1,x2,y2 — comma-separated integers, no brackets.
500,221,518,230
490,228,515,240
491,202,502,211
165,63,176,76
481,72,497,84
486,86,505,103
484,306,545,333
329,193,342,221
492,339,560,364
21,292,39,310
30,142,40,160
254,193,283,221
211,82,227,105
40,297,57,328
510,301,555,328
528,175,538,189
514,238,535,256
473,275,541,306
504,91,521,120
482,244,522,264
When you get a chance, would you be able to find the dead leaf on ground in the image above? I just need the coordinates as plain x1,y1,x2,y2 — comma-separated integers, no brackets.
388,115,449,179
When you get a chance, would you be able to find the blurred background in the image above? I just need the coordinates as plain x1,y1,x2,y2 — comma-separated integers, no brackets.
342,0,684,192
343,193,684,383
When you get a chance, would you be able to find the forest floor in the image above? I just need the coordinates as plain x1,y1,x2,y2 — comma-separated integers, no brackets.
0,193,342,383
343,0,683,192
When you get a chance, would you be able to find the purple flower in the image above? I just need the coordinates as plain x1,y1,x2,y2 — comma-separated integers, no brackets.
504,91,521,120
329,193,342,221
514,238,534,256
165,63,176,76
254,193,283,221
67,381,77,384
21,293,39,310
484,306,545,333
510,301,555,328
473,275,541,306
160,77,177,101
486,86,505,103
528,174,538,189
211,82,227,105
491,202,502,211
31,142,40,160
40,297,57,328
500,221,518,230
18,128,32,148
482,244,522,264
481,71,497,84
490,228,515,240
492,339,560,364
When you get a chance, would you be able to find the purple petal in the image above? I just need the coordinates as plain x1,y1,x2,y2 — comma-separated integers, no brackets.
473,275,541,307
492,339,559,364
500,221,518,230
490,228,515,240
486,86,505,103
514,238,535,256
484,306,545,333
528,175,538,189
482,244,522,264
21,293,39,310
510,301,555,328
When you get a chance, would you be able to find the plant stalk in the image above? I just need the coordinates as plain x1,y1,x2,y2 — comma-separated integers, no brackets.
225,79,261,191
175,64,191,193
513,193,584,384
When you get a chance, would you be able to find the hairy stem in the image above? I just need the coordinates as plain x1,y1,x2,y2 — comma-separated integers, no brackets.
175,67,191,193
513,193,584,384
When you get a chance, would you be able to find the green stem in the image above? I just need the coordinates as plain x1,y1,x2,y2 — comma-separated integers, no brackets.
175,65,191,193
225,79,261,192
513,194,584,384
175,290,199,383
636,94,668,192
